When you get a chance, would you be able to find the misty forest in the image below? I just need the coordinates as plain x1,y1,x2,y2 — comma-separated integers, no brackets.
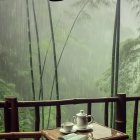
0,0,140,139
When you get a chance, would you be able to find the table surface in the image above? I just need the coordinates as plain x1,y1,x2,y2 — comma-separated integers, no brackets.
46,123,129,140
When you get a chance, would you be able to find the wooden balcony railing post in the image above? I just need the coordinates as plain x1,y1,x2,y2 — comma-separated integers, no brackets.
87,103,92,122
104,101,109,127
35,106,40,131
10,97,19,132
115,93,126,133
4,98,11,132
56,105,61,127
133,100,139,140
4,97,19,140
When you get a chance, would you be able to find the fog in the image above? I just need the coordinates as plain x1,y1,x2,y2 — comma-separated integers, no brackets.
0,0,139,130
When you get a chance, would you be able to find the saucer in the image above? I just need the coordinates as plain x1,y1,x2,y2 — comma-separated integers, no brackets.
73,125,93,132
59,128,77,134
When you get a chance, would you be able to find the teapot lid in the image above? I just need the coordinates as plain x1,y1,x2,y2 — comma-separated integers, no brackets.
76,110,87,117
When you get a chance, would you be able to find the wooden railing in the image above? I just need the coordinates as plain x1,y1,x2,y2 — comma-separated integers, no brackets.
0,93,139,140
0,131,55,140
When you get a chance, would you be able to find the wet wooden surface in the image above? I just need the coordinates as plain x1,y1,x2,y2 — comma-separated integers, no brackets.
46,123,129,140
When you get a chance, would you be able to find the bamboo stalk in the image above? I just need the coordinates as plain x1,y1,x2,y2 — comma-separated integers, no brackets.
114,0,121,129
26,0,36,100
110,0,119,128
57,0,89,65
32,0,45,130
41,18,61,81
47,0,59,100
115,0,121,95
47,77,55,128
111,0,118,100
51,0,90,98
46,0,90,128
32,0,44,100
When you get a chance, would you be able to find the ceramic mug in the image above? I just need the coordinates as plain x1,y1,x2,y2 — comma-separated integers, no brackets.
61,122,74,132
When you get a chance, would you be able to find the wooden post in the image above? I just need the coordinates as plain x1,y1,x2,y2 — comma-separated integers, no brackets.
4,98,11,132
4,97,19,140
87,103,91,122
115,93,126,133
104,102,108,127
35,106,40,131
56,105,61,127
133,100,139,140
10,97,19,132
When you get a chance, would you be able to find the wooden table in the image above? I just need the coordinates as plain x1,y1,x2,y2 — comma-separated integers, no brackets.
45,123,129,140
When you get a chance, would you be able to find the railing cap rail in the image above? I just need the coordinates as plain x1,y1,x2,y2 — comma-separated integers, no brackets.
0,95,140,108
17,97,118,107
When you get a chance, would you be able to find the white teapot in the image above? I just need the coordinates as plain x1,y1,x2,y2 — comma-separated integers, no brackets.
73,110,94,129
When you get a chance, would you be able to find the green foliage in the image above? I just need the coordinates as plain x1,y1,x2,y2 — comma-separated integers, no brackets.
0,79,34,132
96,68,111,95
0,79,18,100
97,37,140,95
0,79,18,132
43,107,56,129
119,38,140,94
97,37,140,139
19,108,34,131
1,0,140,136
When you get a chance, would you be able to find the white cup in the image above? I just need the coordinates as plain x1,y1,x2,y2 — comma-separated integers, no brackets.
61,122,74,132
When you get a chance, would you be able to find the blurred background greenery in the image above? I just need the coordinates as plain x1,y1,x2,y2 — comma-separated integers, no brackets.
0,0,139,139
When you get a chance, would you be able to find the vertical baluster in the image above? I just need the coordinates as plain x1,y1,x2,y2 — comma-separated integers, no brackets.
87,103,92,122
35,106,40,131
10,98,19,133
35,106,40,140
56,105,61,127
104,102,108,127
133,100,139,140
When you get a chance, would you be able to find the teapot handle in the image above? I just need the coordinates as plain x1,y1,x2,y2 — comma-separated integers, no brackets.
61,123,64,128
87,115,94,124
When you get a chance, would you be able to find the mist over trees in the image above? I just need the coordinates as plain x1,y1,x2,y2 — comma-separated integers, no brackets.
0,0,139,100
0,0,140,137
